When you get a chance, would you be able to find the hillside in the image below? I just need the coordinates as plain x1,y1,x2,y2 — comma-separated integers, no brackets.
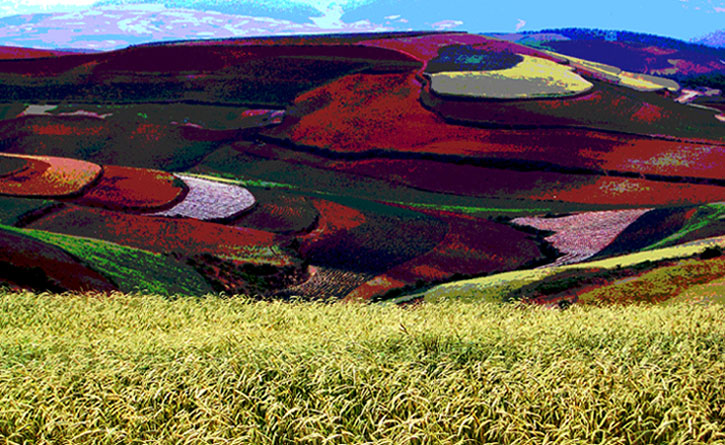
0,30,723,304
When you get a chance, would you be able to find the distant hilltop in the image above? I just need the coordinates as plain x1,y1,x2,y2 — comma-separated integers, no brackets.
692,30,725,48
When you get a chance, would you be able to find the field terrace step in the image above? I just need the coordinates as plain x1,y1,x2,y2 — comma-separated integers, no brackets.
150,174,255,221
513,208,652,266
0,153,101,197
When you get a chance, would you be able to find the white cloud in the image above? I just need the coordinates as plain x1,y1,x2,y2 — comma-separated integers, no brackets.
308,3,344,28
0,3,392,49
515,18,526,31
431,20,463,31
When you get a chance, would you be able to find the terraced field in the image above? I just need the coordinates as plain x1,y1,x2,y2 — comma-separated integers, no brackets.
0,225,116,292
0,31,723,303
151,174,255,221
25,205,281,261
70,165,187,212
428,54,594,99
0,154,101,197
512,209,652,265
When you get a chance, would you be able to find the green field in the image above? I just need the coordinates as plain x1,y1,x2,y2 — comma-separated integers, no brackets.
0,292,723,444
410,235,725,305
0,224,213,296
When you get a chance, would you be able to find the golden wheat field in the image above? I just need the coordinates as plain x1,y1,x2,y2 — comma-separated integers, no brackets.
0,291,724,444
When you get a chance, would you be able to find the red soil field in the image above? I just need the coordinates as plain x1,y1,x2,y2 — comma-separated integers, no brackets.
297,198,446,276
25,205,283,261
345,211,546,300
0,46,79,60
528,177,725,206
326,158,725,206
0,227,116,292
0,154,101,197
0,44,420,78
263,71,725,183
92,44,421,74
68,165,186,211
234,190,319,234
177,32,442,48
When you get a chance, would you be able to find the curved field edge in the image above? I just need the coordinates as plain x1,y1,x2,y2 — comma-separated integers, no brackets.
0,154,102,197
427,54,593,99
0,224,213,296
0,293,723,444
404,235,725,304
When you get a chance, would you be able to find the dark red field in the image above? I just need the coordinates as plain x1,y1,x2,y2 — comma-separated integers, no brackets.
233,189,319,234
68,165,187,211
25,205,283,260
0,46,78,60
0,227,116,292
345,210,546,300
0,116,233,171
263,70,725,185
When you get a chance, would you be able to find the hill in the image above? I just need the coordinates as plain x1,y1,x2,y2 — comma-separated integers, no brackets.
692,30,725,48
0,31,723,304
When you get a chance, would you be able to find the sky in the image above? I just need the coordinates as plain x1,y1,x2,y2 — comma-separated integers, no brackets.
0,0,723,50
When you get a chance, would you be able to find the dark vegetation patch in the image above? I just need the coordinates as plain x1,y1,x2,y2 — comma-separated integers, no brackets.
593,207,693,258
700,246,723,260
681,73,725,91
424,45,523,74
0,261,65,293
185,253,307,296
0,45,421,106
233,188,319,235
0,116,229,171
0,196,61,226
0,155,27,176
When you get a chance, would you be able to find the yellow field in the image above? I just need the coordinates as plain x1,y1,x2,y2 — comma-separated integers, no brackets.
427,54,594,99
1,291,724,444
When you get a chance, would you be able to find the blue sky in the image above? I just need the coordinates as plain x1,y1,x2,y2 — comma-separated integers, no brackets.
0,0,722,49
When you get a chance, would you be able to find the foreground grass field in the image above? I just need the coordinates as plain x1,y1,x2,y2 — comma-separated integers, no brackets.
1,292,724,444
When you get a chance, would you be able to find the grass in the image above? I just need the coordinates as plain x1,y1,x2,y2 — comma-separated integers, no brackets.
0,224,213,296
576,256,725,305
0,292,723,444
